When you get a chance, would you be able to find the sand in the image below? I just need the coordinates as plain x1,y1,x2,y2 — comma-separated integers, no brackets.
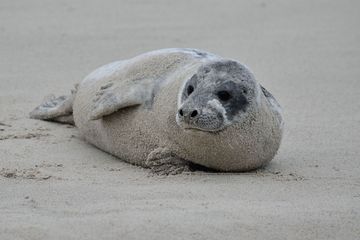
0,0,359,239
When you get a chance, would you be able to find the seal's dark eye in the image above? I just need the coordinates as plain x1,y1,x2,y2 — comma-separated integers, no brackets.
187,85,194,95
217,91,232,101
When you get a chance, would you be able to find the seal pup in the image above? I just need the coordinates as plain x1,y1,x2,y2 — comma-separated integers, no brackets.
30,48,283,174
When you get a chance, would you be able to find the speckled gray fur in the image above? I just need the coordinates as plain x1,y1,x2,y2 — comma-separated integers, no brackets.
30,48,283,173
177,60,258,131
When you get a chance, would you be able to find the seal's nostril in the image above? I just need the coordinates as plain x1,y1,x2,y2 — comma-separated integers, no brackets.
190,110,198,118
179,109,183,116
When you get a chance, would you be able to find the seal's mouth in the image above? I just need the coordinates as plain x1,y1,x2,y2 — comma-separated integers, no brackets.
182,126,222,133
176,106,226,133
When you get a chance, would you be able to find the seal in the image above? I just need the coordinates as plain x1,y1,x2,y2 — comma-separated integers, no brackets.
30,48,284,174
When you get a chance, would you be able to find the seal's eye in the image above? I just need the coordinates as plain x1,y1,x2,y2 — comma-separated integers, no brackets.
217,91,232,101
187,85,194,95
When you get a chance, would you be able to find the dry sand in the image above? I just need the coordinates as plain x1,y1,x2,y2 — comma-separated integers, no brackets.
0,0,359,239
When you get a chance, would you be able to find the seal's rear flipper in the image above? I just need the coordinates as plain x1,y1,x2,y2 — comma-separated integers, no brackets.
29,86,77,125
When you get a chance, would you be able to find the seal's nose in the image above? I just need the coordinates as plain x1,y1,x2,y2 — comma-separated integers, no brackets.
190,110,198,118
178,108,199,122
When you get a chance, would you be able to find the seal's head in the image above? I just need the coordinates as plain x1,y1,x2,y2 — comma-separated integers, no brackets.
176,60,260,132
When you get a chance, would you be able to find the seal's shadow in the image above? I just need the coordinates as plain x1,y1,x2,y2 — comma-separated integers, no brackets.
188,162,220,173
188,161,280,174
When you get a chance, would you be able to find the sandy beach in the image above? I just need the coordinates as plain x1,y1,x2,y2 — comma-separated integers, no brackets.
1,0,359,239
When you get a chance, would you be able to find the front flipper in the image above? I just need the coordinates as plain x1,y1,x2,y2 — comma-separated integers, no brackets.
89,80,154,120
145,147,190,175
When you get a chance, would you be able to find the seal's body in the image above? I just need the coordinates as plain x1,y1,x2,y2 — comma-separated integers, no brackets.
30,48,283,174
